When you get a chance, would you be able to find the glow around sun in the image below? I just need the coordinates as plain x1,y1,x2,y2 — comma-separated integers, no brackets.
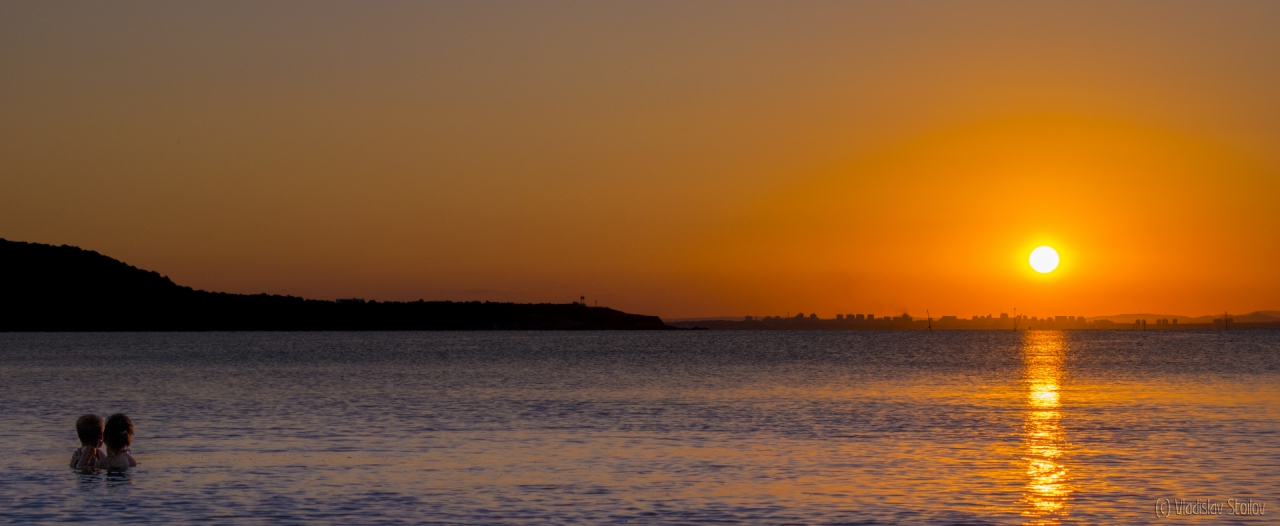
1029,246,1060,273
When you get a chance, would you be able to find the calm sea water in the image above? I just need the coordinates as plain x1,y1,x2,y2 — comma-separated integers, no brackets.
1,331,1277,524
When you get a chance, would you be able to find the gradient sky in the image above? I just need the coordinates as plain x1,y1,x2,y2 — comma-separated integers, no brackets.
3,1,1279,319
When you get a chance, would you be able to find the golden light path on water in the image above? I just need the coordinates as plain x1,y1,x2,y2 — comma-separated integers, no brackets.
1021,331,1073,524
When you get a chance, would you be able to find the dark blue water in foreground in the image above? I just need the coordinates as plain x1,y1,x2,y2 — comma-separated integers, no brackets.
1,331,1277,524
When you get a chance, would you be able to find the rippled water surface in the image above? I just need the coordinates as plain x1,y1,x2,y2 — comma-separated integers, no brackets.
1,331,1278,524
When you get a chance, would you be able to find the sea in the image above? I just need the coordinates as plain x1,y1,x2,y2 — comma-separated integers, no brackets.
1,330,1276,524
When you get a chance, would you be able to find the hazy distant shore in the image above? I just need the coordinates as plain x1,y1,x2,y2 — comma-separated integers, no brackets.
667,317,1280,331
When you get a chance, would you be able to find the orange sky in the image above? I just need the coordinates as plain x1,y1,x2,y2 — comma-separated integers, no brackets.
2,2,1279,319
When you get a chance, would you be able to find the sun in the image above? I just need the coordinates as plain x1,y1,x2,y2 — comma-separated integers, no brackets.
1029,246,1060,273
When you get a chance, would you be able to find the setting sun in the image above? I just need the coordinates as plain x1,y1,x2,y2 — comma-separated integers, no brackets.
1030,246,1060,274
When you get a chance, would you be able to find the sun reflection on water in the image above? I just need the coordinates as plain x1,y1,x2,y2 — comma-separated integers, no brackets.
1021,331,1072,524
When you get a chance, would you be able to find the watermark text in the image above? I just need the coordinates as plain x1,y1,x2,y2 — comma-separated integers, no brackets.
1154,498,1265,518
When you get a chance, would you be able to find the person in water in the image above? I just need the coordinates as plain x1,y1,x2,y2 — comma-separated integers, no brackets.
70,414,105,471
96,413,138,470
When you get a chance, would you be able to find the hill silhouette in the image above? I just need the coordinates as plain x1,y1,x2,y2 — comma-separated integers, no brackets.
0,239,671,331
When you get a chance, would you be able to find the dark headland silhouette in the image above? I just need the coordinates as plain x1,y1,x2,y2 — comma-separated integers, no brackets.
0,239,672,331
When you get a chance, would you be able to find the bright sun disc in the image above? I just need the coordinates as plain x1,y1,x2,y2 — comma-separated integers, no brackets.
1029,246,1059,273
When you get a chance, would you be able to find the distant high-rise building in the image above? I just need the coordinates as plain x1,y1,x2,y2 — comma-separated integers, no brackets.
744,316,753,321
1000,313,1009,319
856,314,865,320
809,313,819,320
836,314,844,320
866,314,874,321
